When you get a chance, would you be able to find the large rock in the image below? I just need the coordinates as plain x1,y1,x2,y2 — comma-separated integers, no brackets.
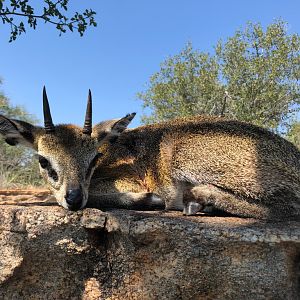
0,190,299,299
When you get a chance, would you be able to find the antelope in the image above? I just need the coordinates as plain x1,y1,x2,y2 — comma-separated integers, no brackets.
0,88,300,220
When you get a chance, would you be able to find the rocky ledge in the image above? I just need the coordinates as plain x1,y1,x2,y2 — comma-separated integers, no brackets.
0,190,299,300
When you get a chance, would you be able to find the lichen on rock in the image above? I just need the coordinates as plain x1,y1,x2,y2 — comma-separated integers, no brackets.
0,190,299,299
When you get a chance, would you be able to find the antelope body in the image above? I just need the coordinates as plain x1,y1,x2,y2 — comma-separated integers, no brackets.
1,88,300,220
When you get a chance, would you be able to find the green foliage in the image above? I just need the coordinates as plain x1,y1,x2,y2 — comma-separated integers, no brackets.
138,20,300,131
286,120,300,149
137,43,224,124
0,88,43,188
0,0,97,42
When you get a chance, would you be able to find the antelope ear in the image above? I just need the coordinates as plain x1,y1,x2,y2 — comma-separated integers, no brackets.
92,113,136,145
0,115,41,150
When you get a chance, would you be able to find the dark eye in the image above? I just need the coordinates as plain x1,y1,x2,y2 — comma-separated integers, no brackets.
48,168,58,182
86,153,103,179
38,156,49,169
92,153,103,166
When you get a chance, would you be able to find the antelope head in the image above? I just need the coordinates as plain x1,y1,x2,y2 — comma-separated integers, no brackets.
0,87,136,210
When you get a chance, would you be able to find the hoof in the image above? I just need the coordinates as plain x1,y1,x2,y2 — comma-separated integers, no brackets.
183,201,203,216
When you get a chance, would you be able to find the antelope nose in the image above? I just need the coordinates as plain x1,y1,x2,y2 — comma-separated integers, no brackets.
65,189,83,211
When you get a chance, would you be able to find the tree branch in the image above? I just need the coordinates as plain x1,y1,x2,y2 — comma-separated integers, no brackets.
220,90,229,116
0,11,88,27
0,1,97,42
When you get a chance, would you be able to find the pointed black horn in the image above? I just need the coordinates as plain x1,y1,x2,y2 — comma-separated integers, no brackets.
43,86,55,133
82,89,92,135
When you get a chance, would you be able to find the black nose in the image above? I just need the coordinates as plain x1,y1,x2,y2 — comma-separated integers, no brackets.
65,189,83,211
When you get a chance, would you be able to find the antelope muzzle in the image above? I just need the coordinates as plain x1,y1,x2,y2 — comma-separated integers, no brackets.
65,188,83,211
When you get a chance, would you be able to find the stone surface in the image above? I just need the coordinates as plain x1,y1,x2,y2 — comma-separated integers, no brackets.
0,190,299,300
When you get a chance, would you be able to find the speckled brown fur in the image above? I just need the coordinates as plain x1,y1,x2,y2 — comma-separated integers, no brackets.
1,113,300,220
91,116,300,220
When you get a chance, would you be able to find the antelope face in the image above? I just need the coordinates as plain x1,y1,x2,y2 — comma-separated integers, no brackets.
0,88,135,211
37,125,101,210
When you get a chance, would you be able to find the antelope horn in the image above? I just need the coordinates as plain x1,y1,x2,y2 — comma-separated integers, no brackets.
43,86,55,133
82,89,92,135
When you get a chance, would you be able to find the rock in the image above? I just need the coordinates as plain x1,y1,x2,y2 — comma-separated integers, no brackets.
0,191,299,300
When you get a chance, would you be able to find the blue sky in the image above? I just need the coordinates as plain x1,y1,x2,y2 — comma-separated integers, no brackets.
0,0,300,128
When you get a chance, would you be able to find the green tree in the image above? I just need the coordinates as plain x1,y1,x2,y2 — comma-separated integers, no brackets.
0,0,97,42
138,20,300,132
286,120,300,148
0,83,43,187
138,43,224,124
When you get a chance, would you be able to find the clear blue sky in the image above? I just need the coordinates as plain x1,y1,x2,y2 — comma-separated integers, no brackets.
0,0,299,128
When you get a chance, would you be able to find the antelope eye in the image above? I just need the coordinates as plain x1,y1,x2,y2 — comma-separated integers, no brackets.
92,153,103,166
38,156,49,169
86,153,103,179
48,168,58,182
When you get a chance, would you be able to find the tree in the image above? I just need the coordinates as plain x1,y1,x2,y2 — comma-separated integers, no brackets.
138,20,300,132
0,0,97,42
138,43,224,124
0,83,43,187
286,120,300,148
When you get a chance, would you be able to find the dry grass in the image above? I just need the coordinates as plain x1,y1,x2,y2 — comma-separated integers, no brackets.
0,143,44,189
